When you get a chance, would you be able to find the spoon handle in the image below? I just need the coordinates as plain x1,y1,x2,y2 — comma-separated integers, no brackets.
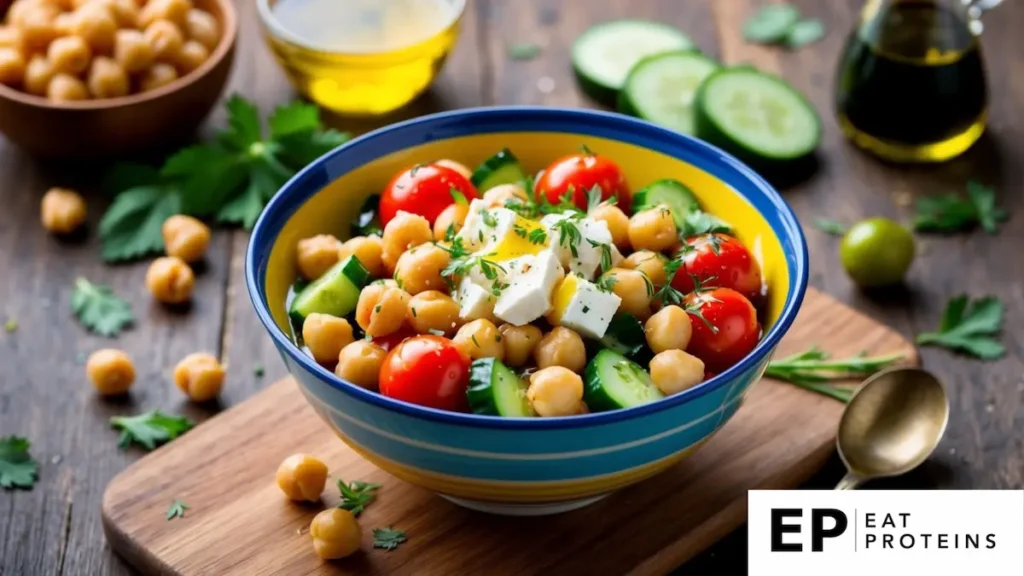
834,473,862,490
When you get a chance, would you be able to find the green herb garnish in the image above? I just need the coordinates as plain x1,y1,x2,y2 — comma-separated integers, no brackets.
743,4,801,43
913,181,1007,234
71,277,134,337
372,527,408,551
766,347,905,402
813,218,847,236
337,479,381,517
507,43,541,60
0,436,39,489
784,18,825,48
166,499,188,520
110,410,194,451
916,295,1005,359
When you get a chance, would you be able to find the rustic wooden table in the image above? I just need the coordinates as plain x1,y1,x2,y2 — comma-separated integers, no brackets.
2,1,1022,574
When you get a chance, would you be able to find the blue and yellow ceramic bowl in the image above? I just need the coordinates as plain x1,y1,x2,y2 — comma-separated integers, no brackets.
246,107,808,516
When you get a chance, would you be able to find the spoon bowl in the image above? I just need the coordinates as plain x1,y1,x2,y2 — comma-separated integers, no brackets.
835,367,949,489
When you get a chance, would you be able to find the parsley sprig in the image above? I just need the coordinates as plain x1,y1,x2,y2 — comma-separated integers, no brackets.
913,181,1008,235
110,410,194,450
766,347,905,402
551,213,585,258
71,277,134,337
166,499,188,520
0,436,39,489
337,478,382,517
916,295,1005,359
372,527,408,551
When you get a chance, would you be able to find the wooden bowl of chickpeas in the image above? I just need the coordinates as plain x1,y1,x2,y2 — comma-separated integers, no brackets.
0,0,236,157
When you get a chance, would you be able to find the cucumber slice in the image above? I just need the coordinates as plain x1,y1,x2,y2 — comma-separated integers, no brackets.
632,179,701,229
584,349,664,412
470,149,527,192
467,358,535,417
694,67,821,164
598,313,648,360
572,20,695,105
618,51,720,134
289,255,371,322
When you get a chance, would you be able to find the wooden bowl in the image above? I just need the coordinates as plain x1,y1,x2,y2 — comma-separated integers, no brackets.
0,0,237,158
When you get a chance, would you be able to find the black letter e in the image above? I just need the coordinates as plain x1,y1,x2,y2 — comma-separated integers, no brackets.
771,509,802,552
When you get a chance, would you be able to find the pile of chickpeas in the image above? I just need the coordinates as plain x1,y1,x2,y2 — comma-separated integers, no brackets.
0,0,220,101
274,453,364,560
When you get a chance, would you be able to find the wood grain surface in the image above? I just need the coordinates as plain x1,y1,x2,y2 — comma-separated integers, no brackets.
101,288,917,576
2,1,1022,575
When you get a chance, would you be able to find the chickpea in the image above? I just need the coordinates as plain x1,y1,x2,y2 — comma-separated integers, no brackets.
628,205,678,253
649,350,704,395
335,340,385,390
72,3,118,53
482,183,528,208
40,187,87,234
310,508,361,560
17,6,59,50
53,12,75,36
355,284,409,337
381,211,431,274
432,202,469,241
301,313,354,365
86,348,135,395
498,323,542,368
0,27,25,53
144,19,183,61
337,235,383,278
7,0,54,28
275,453,328,502
622,250,668,286
139,0,190,29
589,204,630,251
434,158,471,180
46,72,88,101
393,243,450,295
113,28,153,73
137,61,177,91
87,56,128,98
644,305,693,353
371,278,398,289
23,54,54,95
453,319,503,361
173,351,225,402
173,38,206,73
407,290,460,335
533,326,586,373
145,256,194,304
106,0,140,28
295,234,341,280
527,367,584,417
161,214,209,263
0,48,25,86
601,268,653,320
183,8,218,50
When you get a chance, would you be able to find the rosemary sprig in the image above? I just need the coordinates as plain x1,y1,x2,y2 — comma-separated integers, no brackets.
765,347,905,402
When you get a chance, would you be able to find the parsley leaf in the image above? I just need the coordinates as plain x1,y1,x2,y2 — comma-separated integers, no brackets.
813,218,847,236
966,181,1009,234
71,277,134,337
450,188,468,206
916,295,1005,359
507,42,541,60
913,181,1007,234
0,436,39,489
337,478,381,517
680,211,732,237
97,179,182,262
372,527,408,551
110,410,194,450
585,185,604,212
166,499,188,520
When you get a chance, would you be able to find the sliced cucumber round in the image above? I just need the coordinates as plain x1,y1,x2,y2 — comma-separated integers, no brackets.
584,349,664,412
467,358,535,417
694,67,821,164
288,255,370,322
631,179,701,230
618,51,720,135
572,20,695,105
470,149,527,192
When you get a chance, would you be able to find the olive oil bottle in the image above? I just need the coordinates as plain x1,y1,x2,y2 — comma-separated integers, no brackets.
835,0,989,162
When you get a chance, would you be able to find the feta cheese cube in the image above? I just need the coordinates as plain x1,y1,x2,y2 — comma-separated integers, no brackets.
459,202,518,252
493,250,563,326
543,211,619,279
548,274,622,339
456,277,496,322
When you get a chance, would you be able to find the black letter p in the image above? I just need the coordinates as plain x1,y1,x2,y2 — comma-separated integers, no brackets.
811,509,848,552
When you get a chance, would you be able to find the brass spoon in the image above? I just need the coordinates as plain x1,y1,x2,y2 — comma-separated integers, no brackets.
834,367,949,490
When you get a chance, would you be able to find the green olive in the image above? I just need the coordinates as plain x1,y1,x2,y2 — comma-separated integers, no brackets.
839,218,915,287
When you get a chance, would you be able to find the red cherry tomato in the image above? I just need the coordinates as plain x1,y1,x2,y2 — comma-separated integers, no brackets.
379,163,478,226
671,234,764,302
535,152,630,211
703,371,717,381
685,288,761,373
379,335,471,412
371,328,415,352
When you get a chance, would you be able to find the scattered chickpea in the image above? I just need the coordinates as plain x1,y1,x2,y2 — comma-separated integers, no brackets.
453,318,503,361
393,243,450,295
381,211,432,274
498,323,542,368
86,348,135,395
589,204,630,251
0,47,26,86
161,214,209,262
145,256,194,304
275,453,328,502
527,367,584,417
644,305,693,354
173,352,225,402
40,187,87,234
23,54,55,95
407,290,460,336
87,55,128,98
649,350,704,395
628,205,678,253
137,61,176,91
139,0,190,29
533,326,586,373
183,8,218,50
47,33,91,74
601,267,653,320
482,183,528,208
355,284,409,337
72,3,118,53
310,508,361,560
432,202,469,241
0,27,25,52
46,72,88,101
113,28,154,73
295,234,341,280
301,313,354,365
335,340,385,390
337,235,383,278
173,38,206,73
622,250,668,286
143,18,183,60
434,158,472,180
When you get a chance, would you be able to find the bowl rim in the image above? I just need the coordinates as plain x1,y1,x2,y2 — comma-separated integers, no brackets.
0,0,238,110
246,106,809,430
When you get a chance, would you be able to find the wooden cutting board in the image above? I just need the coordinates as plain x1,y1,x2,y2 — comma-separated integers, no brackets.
101,287,917,576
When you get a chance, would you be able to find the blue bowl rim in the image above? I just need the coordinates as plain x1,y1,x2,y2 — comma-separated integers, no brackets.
245,106,809,430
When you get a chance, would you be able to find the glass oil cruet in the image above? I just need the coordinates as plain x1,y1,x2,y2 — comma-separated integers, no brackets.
834,0,1002,163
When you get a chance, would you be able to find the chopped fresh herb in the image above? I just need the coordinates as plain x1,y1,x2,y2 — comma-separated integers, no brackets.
967,181,1008,234
427,328,445,336
372,527,408,551
586,239,615,273
374,305,382,314
444,223,457,243
766,347,904,402
916,295,1005,359
471,335,481,348
450,188,468,206
681,211,731,237
552,217,583,258
684,289,720,333
513,223,528,238
337,478,381,517
585,185,604,212
253,364,265,377
663,255,685,280
596,274,617,293
481,210,498,228
743,4,801,44
4,318,16,332
110,410,194,451
411,307,417,318
495,334,502,342
581,305,590,314
580,144,595,157
813,218,847,236
508,42,541,60
641,272,655,298
71,277,134,337
166,499,188,520
913,181,1007,234
785,19,825,48
0,436,39,489
437,236,469,260
527,227,547,245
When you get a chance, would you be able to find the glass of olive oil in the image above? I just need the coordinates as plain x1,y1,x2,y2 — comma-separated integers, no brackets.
257,0,465,117
835,0,998,162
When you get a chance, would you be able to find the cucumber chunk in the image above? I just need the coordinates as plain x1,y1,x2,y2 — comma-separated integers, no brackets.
467,358,535,417
470,149,527,192
572,20,695,105
584,349,664,412
632,179,701,230
618,51,720,135
598,313,649,361
694,67,821,164
289,255,371,322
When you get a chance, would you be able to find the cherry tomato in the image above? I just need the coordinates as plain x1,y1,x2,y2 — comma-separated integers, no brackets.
684,288,761,373
535,151,630,211
379,163,478,226
671,234,763,302
379,335,471,412
703,371,717,381
371,328,415,352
